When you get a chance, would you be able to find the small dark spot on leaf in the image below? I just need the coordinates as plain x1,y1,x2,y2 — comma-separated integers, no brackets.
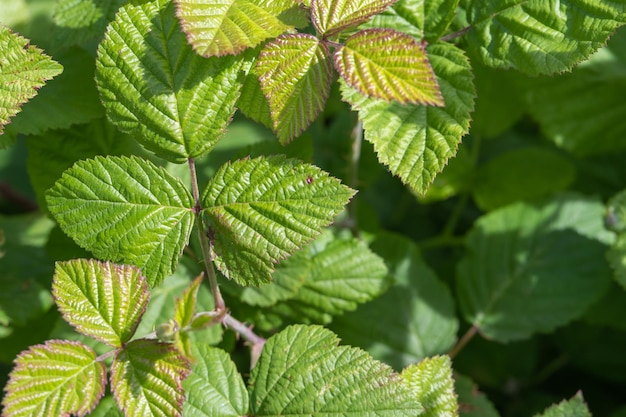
306,176,313,184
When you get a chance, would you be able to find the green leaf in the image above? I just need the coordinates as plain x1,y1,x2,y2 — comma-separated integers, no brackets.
335,29,442,105
340,41,475,194
201,156,355,285
7,47,104,136
311,0,398,37
525,28,626,155
95,0,249,162
53,259,150,347
175,0,306,57
183,344,248,417
534,392,591,417
473,147,576,211
52,0,126,49
402,356,457,417
465,0,626,75
249,324,424,416
174,273,203,328
256,34,333,143
331,232,458,370
457,194,614,342
2,340,106,417
454,374,500,417
0,25,62,134
266,231,390,324
46,155,195,287
111,339,190,417
26,118,134,211
237,62,273,129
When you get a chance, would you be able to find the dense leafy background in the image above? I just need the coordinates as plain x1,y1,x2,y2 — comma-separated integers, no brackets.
2,0,626,416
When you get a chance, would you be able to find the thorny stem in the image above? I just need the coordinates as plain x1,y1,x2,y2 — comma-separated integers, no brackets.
448,325,478,359
223,314,266,368
188,158,225,311
440,25,472,42
95,349,117,363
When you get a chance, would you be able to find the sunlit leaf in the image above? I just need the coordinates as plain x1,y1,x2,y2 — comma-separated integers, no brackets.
53,259,150,347
2,340,106,417
402,356,457,417
335,29,442,105
311,0,398,37
202,156,354,285
46,155,195,287
52,0,125,48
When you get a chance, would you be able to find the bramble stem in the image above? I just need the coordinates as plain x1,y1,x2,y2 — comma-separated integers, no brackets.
346,118,363,237
223,314,266,368
188,158,225,311
448,325,478,359
440,25,472,42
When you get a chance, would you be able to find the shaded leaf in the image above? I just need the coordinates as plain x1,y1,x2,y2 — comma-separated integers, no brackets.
335,29,442,105
249,324,424,416
95,0,249,162
331,232,458,370
175,0,306,57
2,340,106,417
402,356,457,417
457,194,614,342
111,339,190,417
53,259,150,347
183,344,248,417
257,34,332,143
311,0,398,37
454,374,500,417
46,155,195,287
201,156,354,285
340,41,475,194
534,392,591,417
465,0,626,74
0,25,62,134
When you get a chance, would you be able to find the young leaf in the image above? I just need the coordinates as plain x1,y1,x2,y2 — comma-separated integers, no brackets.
183,344,248,417
311,0,398,37
174,273,203,329
2,340,106,417
401,356,458,417
264,232,389,324
95,0,249,162
457,194,615,342
201,156,355,285
0,26,63,135
534,392,591,417
256,34,333,143
52,259,150,347
175,0,306,57
249,324,424,416
331,232,458,370
111,339,190,417
46,155,195,287
340,41,475,194
465,0,626,75
335,29,442,105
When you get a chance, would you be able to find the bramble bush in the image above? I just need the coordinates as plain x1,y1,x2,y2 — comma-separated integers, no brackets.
2,0,626,416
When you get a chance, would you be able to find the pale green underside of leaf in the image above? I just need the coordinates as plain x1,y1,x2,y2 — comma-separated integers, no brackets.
331,232,458,370
335,29,443,105
262,231,390,324
46,155,194,287
465,0,626,75
2,340,106,417
95,0,248,162
183,344,248,417
311,0,398,37
454,375,500,417
52,0,126,48
53,259,150,347
401,356,457,417
457,194,615,342
249,325,424,416
534,392,591,417
174,274,202,328
175,0,306,57
257,34,332,143
111,339,190,417
340,42,475,194
202,156,355,286
0,25,63,135
525,29,626,155
473,147,576,211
